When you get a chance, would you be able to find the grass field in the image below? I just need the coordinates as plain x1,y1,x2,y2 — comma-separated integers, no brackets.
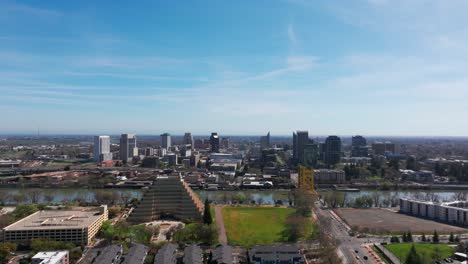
222,206,296,247
384,243,454,262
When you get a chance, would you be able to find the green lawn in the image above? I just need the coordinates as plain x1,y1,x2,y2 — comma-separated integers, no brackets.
221,206,296,247
384,243,454,263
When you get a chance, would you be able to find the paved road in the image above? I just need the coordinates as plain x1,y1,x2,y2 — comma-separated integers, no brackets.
315,202,385,264
215,205,228,245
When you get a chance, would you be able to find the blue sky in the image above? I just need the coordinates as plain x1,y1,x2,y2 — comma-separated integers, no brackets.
1,0,468,136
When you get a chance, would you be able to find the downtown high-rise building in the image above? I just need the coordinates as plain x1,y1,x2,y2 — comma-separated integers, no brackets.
183,132,194,150
210,132,220,153
260,132,271,149
160,133,171,149
323,135,342,165
351,135,369,157
120,133,138,162
93,135,112,162
221,137,230,149
293,131,309,164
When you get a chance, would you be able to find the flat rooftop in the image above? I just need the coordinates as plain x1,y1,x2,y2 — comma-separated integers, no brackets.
4,208,104,231
32,251,68,263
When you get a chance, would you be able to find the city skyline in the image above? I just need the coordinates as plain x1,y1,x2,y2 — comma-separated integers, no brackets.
2,1,468,136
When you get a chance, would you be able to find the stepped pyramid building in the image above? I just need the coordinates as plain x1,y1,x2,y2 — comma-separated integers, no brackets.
128,175,204,224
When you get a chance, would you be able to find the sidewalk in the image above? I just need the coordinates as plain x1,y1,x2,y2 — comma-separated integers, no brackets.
215,205,228,245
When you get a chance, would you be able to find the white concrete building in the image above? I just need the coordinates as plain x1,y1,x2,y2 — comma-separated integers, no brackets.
400,198,468,225
93,136,112,162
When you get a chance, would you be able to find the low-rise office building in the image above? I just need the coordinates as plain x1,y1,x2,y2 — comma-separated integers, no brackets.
314,169,346,184
400,170,434,183
400,198,468,225
210,162,237,173
3,206,108,246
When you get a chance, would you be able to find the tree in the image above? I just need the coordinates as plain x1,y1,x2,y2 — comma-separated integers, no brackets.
0,190,9,205
31,238,74,252
44,192,55,204
173,223,218,245
11,192,26,204
28,189,42,204
389,158,400,170
203,199,213,225
402,232,407,242
390,236,400,243
0,242,17,261
406,157,418,171
94,190,120,205
284,215,309,242
421,233,426,242
432,230,439,243
406,244,422,264
407,231,413,242
318,227,342,264
449,232,455,243
12,204,39,220
431,246,442,262
292,189,315,216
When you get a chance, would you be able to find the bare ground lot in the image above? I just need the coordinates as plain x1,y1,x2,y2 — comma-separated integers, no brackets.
335,208,468,234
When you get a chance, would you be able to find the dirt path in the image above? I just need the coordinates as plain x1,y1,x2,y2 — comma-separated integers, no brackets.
215,205,228,245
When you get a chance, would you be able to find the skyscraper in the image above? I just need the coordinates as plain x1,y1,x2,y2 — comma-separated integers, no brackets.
293,131,309,164
324,136,342,165
183,132,194,150
120,134,138,162
210,132,220,153
160,133,171,149
94,135,112,162
221,137,230,149
351,135,368,157
303,143,319,167
260,132,270,149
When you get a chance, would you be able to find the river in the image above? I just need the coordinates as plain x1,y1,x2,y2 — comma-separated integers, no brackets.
0,187,466,205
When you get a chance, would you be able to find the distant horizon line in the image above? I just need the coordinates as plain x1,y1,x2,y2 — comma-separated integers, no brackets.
1,133,468,139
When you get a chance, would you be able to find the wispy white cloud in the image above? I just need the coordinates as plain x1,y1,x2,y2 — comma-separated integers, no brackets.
0,1,62,18
287,24,297,46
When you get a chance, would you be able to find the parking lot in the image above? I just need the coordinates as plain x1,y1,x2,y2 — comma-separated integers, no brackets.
336,208,468,234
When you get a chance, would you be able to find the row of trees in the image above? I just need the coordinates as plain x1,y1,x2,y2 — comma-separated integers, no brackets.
434,162,468,182
391,230,445,244
321,192,400,208
0,189,138,206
